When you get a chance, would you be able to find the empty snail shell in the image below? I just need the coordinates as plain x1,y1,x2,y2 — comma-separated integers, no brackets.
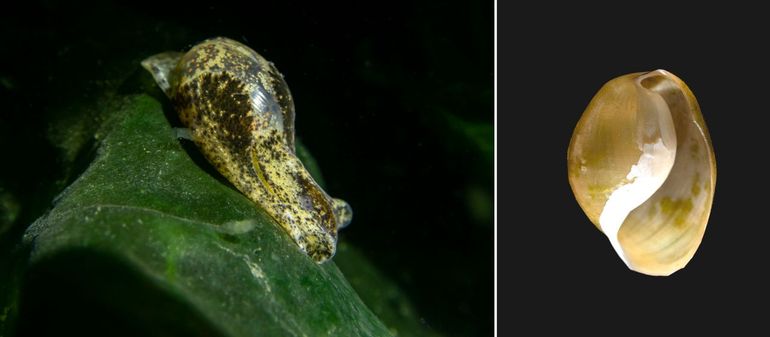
567,70,716,276
141,37,352,263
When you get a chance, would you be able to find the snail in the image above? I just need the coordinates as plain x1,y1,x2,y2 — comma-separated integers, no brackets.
141,37,352,263
567,70,716,276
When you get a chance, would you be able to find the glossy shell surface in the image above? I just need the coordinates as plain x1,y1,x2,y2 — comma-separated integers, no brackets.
568,70,716,276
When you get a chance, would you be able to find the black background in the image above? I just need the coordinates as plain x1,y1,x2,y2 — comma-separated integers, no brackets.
500,2,768,333
1,1,492,336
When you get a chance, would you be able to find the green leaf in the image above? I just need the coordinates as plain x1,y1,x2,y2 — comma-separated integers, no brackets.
22,94,393,337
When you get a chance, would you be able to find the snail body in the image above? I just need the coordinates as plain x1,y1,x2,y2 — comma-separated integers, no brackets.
568,70,716,276
142,37,351,263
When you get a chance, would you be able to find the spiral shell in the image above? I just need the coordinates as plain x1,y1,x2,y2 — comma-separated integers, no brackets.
567,70,716,276
141,37,352,263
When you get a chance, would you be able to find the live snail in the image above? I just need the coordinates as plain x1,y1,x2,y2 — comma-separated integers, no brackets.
567,70,716,276
142,37,352,263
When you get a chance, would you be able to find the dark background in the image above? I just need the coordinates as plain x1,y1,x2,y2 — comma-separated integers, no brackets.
1,1,492,336
500,2,768,333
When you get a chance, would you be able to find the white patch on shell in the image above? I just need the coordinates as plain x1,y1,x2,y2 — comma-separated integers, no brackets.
599,138,675,266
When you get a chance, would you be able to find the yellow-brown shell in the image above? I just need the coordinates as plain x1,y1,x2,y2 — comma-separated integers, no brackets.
142,37,352,263
567,70,716,276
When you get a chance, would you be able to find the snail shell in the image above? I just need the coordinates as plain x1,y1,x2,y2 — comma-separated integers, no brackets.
567,70,716,276
141,37,352,263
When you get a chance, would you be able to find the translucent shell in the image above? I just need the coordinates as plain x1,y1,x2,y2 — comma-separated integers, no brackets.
567,70,716,276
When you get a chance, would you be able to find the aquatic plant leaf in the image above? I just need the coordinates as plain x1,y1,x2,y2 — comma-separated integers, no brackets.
22,94,394,337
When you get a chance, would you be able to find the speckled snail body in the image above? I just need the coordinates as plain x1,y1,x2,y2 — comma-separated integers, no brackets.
141,37,352,263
